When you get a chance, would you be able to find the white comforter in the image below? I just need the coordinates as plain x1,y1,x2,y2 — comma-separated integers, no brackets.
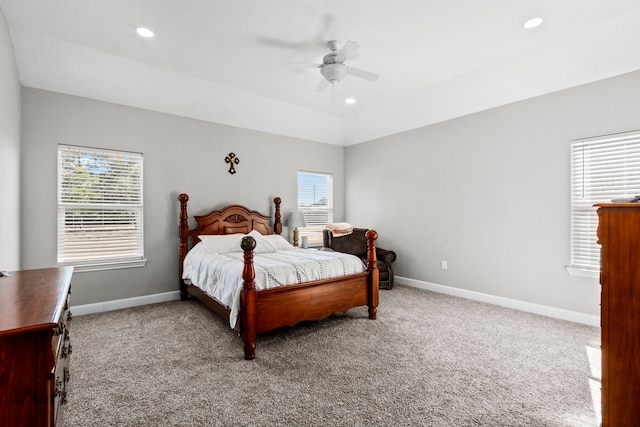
182,243,366,328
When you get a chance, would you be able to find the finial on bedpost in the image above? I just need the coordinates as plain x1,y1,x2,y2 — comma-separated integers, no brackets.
179,193,190,301
273,197,282,235
240,236,257,360
365,229,379,320
365,230,378,270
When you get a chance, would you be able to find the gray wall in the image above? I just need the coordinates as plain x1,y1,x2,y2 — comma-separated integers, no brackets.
13,53,640,318
0,8,20,271
21,88,345,305
345,70,640,317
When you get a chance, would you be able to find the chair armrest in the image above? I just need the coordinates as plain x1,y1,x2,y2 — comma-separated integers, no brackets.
376,248,397,264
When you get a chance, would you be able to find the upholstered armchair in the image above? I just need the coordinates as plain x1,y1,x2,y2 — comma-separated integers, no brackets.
322,228,397,289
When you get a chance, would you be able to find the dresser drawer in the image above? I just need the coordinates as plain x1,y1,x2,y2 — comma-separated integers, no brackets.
49,288,72,427
47,355,67,424
52,293,72,358
51,291,72,357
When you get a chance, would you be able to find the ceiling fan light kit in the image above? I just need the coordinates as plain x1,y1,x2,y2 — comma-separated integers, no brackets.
320,62,348,83
288,40,379,100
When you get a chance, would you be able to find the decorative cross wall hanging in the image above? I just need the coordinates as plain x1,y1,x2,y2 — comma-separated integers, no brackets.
225,152,239,174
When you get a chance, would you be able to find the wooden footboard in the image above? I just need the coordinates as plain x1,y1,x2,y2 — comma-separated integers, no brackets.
178,193,378,360
239,230,378,360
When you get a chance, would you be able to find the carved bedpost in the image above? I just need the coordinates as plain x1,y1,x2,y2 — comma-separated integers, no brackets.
273,197,282,235
178,194,190,301
365,229,379,320
240,236,257,360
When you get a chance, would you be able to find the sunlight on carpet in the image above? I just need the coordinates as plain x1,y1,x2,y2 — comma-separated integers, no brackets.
586,345,602,426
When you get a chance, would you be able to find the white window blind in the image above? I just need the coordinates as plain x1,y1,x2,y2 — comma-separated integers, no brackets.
297,171,333,246
57,145,145,270
570,131,640,272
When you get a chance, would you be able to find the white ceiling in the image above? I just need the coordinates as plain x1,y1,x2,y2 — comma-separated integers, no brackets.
2,0,640,145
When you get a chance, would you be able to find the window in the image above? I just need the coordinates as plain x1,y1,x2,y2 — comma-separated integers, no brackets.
57,144,145,271
297,171,333,246
570,130,640,274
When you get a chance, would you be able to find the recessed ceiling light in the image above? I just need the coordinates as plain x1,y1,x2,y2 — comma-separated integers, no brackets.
136,27,154,38
345,98,356,105
523,17,543,29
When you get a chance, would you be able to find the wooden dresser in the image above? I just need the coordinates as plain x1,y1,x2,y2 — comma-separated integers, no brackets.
0,267,73,427
596,204,640,426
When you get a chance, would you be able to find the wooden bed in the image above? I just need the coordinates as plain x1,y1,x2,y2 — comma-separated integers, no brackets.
178,193,379,360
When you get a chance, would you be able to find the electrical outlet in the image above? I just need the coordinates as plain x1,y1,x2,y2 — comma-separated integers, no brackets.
441,260,448,270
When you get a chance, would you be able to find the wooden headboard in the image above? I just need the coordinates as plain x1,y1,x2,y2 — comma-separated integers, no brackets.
178,194,282,278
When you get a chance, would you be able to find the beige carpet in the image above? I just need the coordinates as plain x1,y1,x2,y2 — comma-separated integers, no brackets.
63,285,601,426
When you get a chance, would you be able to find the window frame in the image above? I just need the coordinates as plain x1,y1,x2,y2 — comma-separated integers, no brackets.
297,171,334,247
569,130,640,277
57,144,147,272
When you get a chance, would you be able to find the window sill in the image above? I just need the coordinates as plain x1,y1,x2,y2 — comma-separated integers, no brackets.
59,258,147,273
565,266,599,279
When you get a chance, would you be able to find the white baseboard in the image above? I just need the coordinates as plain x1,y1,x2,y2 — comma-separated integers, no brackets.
395,276,600,327
71,291,181,316
70,279,600,327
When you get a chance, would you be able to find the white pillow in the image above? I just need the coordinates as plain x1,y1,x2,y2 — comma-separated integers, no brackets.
198,234,244,254
261,234,294,251
246,230,277,254
198,231,280,254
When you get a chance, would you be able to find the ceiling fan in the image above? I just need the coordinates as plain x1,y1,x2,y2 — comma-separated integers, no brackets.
288,40,379,92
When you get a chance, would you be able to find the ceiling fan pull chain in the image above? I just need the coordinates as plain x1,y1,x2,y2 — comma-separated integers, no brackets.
331,82,335,108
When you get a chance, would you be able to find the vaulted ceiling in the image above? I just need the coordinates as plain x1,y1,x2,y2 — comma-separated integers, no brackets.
2,0,640,145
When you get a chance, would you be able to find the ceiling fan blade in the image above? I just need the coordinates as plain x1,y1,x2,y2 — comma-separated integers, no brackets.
286,62,322,68
335,40,360,62
317,14,335,39
258,37,305,50
316,78,330,92
347,67,379,82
